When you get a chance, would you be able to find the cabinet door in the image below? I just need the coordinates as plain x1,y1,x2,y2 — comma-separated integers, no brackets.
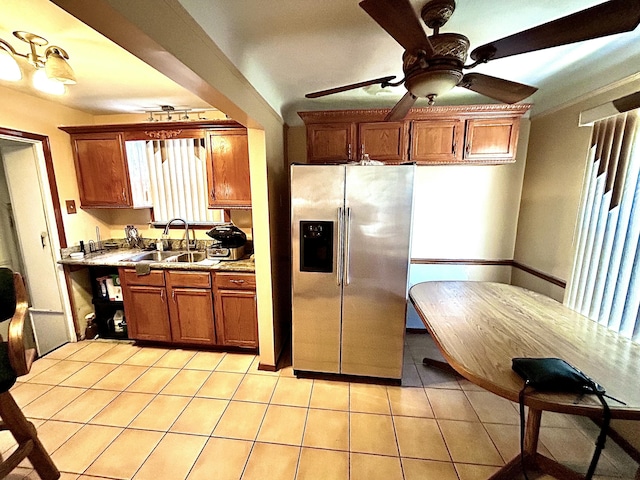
359,122,408,162
207,130,252,208
464,117,520,162
214,289,258,348
306,123,356,163
122,285,171,342
71,133,132,207
168,287,216,345
410,119,463,163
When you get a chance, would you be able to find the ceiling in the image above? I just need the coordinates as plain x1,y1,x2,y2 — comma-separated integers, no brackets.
2,0,639,126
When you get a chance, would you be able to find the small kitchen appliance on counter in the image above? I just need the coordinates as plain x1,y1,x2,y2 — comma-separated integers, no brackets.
206,224,247,260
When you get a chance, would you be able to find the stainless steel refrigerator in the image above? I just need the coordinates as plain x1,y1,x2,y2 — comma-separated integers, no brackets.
291,163,415,380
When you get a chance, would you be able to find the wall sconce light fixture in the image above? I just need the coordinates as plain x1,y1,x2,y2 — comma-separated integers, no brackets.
0,31,76,95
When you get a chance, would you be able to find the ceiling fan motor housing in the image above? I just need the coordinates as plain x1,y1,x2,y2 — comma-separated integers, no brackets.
420,0,456,30
403,33,469,98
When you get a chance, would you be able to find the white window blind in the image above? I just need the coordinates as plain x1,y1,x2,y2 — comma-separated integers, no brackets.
566,111,640,342
126,138,223,223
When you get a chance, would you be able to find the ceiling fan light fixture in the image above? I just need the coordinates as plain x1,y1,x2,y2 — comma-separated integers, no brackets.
0,40,22,81
405,67,463,99
44,46,76,84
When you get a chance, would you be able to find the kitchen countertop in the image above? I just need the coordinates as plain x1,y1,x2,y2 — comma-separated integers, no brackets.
58,248,256,273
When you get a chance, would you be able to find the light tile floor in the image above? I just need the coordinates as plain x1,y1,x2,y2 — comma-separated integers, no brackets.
2,333,638,480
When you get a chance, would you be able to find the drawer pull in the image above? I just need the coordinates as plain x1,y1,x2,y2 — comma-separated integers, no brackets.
230,279,245,284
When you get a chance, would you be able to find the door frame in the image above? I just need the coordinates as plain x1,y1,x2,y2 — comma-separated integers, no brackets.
0,127,78,343
0,127,66,247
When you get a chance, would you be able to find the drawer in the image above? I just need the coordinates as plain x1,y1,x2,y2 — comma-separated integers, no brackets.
215,272,256,290
166,270,211,288
120,268,165,286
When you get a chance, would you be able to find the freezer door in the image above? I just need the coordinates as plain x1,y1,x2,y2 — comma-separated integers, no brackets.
341,165,415,379
291,165,345,374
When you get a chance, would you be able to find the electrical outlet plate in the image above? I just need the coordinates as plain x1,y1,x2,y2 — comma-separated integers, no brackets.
65,200,77,214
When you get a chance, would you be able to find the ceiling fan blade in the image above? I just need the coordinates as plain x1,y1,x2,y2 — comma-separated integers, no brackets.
460,73,537,104
359,0,434,56
385,91,417,122
470,0,640,62
305,76,396,98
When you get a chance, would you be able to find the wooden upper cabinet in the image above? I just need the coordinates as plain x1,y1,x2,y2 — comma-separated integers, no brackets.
464,117,520,162
306,123,356,163
60,120,251,210
359,122,408,163
410,120,463,163
207,129,252,208
71,133,131,207
299,105,529,165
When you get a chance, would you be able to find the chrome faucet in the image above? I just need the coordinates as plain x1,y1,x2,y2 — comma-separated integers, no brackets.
163,218,191,252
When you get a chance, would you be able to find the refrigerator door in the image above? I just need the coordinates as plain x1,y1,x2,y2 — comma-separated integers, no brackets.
291,165,345,374
340,165,415,379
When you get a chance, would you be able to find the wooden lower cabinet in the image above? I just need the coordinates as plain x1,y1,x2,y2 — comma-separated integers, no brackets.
214,273,258,348
166,271,215,345
120,268,215,345
119,269,171,342
120,268,257,349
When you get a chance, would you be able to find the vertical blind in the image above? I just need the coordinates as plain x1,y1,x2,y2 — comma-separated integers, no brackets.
126,138,223,223
566,110,640,342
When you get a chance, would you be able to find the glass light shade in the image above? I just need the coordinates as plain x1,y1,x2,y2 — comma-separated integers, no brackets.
33,68,65,95
45,50,76,84
405,68,463,98
0,46,21,81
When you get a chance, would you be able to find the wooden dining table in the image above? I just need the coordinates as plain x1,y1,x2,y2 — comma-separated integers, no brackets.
409,281,640,480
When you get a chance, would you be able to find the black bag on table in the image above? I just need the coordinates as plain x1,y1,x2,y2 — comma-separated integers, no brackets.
512,357,613,480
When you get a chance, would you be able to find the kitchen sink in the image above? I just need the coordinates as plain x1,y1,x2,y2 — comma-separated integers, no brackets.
126,250,207,263
167,251,207,263
126,251,181,262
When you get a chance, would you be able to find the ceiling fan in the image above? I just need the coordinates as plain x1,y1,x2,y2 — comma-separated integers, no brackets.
305,0,640,121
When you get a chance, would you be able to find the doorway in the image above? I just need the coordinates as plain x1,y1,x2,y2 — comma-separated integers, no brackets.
0,132,74,355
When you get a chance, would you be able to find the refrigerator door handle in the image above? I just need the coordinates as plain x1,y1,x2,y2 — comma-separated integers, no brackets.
343,207,351,286
337,207,344,286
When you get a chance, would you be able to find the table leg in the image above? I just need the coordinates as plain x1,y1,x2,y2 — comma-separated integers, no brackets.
524,407,542,455
422,357,459,376
487,408,540,480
